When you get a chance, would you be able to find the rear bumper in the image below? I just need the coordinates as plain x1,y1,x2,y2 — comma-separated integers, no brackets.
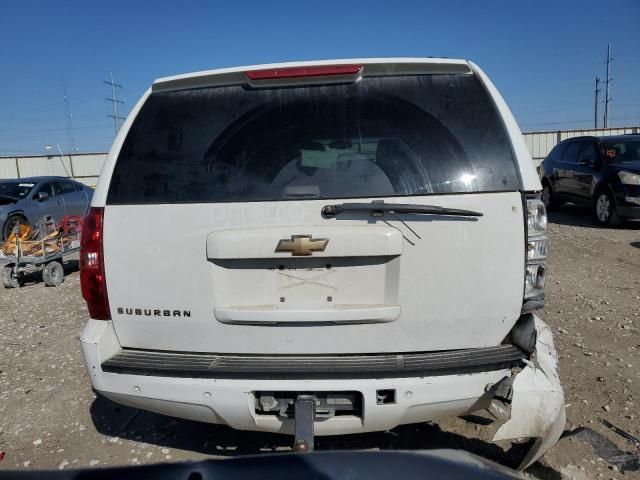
80,316,565,469
101,345,526,379
81,319,514,434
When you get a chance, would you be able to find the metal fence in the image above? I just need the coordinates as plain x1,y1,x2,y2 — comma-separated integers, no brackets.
0,153,107,187
523,126,639,168
2,125,639,185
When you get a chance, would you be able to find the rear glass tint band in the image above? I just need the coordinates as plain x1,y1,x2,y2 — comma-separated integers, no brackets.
107,75,519,204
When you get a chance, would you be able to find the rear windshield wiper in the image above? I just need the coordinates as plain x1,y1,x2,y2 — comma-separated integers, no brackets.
321,201,483,218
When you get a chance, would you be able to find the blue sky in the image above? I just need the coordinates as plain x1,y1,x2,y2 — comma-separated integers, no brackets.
1,0,639,155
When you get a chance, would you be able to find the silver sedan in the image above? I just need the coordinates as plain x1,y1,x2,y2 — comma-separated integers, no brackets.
0,176,93,240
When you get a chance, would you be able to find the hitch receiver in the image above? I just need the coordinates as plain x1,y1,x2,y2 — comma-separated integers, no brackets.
293,395,316,452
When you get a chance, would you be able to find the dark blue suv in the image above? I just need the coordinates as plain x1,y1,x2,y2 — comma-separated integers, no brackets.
541,135,640,226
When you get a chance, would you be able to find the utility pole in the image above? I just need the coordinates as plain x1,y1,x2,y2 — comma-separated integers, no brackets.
104,71,125,135
594,77,600,128
604,44,612,128
62,78,77,153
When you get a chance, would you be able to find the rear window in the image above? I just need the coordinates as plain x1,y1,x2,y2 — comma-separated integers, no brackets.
107,74,519,204
56,181,77,194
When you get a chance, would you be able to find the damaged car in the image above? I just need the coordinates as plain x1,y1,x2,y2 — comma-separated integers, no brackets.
0,176,93,240
79,58,565,470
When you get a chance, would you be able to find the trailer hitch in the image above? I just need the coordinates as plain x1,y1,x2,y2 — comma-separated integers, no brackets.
293,395,316,452
254,391,361,452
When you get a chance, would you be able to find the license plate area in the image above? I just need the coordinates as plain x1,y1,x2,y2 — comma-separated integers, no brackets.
254,391,363,419
212,257,398,308
211,257,401,324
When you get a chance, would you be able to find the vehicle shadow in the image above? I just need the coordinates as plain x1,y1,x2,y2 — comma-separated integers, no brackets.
89,395,560,479
548,204,640,230
631,241,640,249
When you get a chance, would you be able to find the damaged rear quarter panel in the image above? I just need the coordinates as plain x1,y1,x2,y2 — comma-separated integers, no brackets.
493,316,566,470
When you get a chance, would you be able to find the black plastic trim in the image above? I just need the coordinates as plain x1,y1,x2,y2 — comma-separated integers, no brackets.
105,189,521,206
101,345,527,380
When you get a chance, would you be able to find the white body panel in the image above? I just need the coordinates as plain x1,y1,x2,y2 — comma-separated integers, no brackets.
104,192,524,353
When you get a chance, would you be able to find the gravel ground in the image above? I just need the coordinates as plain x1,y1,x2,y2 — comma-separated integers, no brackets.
1,205,639,478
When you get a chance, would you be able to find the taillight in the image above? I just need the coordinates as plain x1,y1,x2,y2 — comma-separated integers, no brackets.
245,64,362,81
523,197,548,310
80,207,110,320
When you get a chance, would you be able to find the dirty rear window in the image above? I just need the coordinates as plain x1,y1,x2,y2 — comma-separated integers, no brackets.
107,74,519,204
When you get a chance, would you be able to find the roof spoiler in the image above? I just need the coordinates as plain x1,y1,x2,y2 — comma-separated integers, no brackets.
152,58,473,93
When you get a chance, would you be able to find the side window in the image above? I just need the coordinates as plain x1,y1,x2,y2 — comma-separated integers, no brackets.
547,142,568,163
56,181,77,195
34,182,56,198
578,142,600,165
561,142,582,164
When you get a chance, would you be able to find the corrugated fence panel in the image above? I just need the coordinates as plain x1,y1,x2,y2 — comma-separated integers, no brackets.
0,158,19,178
17,156,73,177
71,154,106,177
0,153,107,181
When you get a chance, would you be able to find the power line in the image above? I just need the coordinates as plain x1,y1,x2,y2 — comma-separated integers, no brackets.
62,78,78,154
0,98,106,124
104,71,126,135
520,119,593,128
514,103,591,118
0,125,113,141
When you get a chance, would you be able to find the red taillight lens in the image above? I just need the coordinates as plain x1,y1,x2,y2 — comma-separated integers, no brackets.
80,207,110,320
245,64,362,81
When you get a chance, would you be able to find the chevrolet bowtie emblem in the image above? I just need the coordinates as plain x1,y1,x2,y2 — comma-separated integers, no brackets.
275,235,329,256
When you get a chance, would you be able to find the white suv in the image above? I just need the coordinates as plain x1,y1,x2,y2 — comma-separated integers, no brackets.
80,58,564,469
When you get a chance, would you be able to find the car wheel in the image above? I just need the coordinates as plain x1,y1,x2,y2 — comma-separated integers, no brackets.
541,183,559,211
2,265,20,288
3,215,27,240
42,261,64,287
593,191,621,227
